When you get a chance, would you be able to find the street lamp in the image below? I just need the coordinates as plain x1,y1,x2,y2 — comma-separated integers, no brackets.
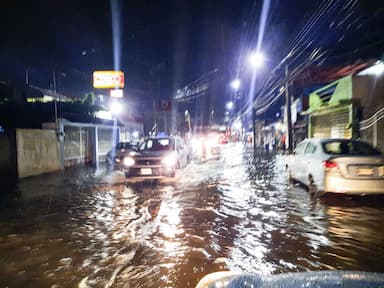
226,101,234,110
230,79,241,91
248,52,264,69
110,100,122,115
185,110,191,133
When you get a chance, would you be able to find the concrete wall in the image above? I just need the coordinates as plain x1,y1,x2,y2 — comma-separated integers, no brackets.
353,75,384,119
98,127,115,156
16,129,60,178
360,116,384,152
0,134,12,171
0,131,18,180
352,75,384,151
63,126,92,167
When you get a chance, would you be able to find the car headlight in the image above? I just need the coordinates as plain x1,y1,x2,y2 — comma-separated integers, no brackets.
161,153,178,167
123,157,135,167
115,158,121,163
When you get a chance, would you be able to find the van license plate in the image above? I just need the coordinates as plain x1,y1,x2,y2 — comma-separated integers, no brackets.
141,168,152,175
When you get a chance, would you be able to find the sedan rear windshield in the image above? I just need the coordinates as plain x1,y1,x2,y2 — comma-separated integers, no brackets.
322,140,381,156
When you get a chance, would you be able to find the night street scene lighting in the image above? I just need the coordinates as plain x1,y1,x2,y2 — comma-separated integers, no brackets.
226,101,234,110
110,100,123,115
230,79,241,91
1,1,384,288
248,51,264,69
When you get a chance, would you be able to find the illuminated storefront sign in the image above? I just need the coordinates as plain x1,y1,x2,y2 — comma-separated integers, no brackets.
93,71,124,89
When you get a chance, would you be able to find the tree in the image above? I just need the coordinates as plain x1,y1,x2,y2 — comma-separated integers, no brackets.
81,92,96,106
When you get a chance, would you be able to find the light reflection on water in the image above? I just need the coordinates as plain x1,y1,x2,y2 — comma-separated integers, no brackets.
0,144,384,287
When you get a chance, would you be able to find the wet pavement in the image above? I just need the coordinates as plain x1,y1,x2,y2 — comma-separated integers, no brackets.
1,143,384,288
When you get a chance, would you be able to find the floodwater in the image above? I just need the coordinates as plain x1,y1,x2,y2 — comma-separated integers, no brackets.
1,143,384,288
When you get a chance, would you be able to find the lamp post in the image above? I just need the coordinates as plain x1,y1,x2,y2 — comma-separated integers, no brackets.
248,51,264,152
285,65,292,153
230,79,241,111
185,110,191,133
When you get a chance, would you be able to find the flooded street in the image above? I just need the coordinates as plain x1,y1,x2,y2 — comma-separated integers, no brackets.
1,143,384,288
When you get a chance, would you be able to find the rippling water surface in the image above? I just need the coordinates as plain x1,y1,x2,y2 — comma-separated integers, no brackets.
1,143,384,287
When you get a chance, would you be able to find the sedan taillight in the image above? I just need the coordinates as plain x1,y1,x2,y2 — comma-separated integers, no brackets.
322,160,339,169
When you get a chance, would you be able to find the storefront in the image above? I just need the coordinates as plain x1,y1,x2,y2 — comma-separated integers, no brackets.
305,75,357,139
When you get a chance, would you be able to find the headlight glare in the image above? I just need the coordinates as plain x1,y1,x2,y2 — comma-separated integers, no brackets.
123,157,135,167
162,153,178,167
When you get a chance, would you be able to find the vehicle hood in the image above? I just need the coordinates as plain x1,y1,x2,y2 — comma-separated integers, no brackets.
109,149,134,157
132,150,172,158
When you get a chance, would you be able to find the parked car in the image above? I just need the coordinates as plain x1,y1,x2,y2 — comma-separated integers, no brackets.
286,138,384,195
122,135,189,179
106,141,138,171
196,271,384,288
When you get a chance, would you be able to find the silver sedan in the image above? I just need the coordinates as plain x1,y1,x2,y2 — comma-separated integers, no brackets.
286,138,384,195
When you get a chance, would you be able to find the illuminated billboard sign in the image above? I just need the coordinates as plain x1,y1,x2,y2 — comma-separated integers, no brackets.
110,89,124,98
93,70,124,89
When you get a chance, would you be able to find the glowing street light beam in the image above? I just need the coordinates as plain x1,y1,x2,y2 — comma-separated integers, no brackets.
248,52,265,69
226,101,234,110
230,79,241,91
110,100,122,115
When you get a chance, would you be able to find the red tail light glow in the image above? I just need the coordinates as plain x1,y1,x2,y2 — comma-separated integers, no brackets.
322,160,339,169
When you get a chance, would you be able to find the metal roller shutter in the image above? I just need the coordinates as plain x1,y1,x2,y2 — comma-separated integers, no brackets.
311,108,351,139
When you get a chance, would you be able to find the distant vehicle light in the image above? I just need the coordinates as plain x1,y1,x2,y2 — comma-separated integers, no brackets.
115,158,121,163
123,157,135,166
162,153,178,167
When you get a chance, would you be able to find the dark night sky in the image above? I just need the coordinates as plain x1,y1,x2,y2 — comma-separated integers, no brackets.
1,0,384,101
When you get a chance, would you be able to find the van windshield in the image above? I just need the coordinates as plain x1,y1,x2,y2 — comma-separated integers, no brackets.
141,138,173,151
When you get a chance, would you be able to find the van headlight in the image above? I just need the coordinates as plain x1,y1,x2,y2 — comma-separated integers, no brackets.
161,153,178,167
123,157,135,167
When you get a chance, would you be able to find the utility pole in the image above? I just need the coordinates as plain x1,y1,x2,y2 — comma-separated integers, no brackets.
53,69,59,132
152,98,157,135
285,65,292,153
25,69,29,86
163,111,168,133
53,69,57,95
252,107,257,152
